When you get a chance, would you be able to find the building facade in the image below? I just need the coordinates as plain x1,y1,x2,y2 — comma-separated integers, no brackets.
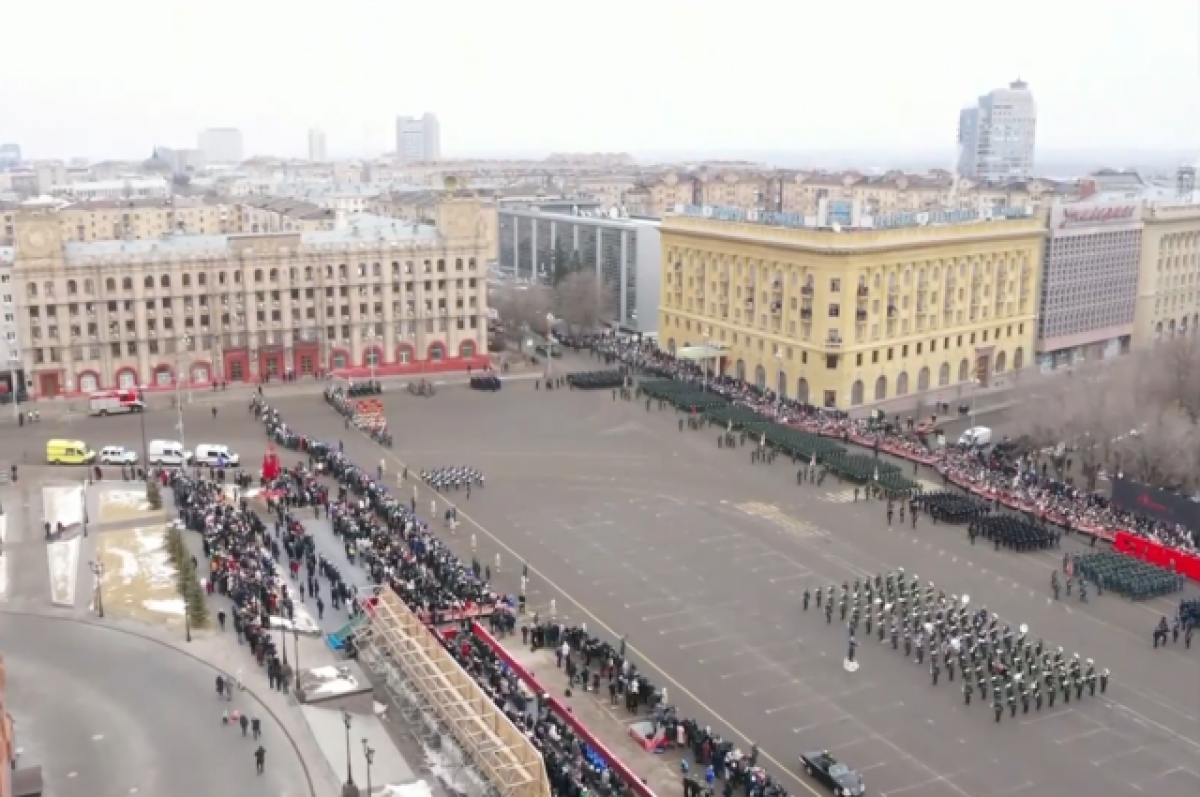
499,207,661,334
50,178,169,202
0,144,20,169
1133,202,1200,347
11,198,492,397
56,197,232,241
1036,201,1143,369
0,246,21,394
957,80,1037,182
198,128,244,165
395,114,441,164
308,128,327,162
659,212,1044,409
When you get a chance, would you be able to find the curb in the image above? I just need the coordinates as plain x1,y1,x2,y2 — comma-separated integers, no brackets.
0,608,318,797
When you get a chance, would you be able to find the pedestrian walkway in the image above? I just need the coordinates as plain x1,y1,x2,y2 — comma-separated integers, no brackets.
496,625,681,797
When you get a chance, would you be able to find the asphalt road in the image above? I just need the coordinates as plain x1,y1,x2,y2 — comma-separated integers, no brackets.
1,612,310,797
6,385,1198,797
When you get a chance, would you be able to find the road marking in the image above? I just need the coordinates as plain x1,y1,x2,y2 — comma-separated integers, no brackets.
678,635,738,650
1091,746,1144,766
658,622,711,636
642,609,692,622
1055,727,1106,744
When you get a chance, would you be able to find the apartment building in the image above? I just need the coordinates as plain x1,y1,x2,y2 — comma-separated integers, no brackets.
236,198,335,234
0,246,19,393
659,207,1044,409
56,197,232,242
1133,202,1200,347
11,197,492,397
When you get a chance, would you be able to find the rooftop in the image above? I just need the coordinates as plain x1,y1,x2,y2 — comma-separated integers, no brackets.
663,205,1043,252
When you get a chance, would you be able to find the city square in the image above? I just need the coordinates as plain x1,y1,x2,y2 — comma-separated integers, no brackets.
3,373,1195,797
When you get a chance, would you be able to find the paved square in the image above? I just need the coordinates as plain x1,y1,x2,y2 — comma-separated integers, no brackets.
6,381,1196,797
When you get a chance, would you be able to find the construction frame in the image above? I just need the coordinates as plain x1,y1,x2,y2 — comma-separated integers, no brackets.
357,586,551,797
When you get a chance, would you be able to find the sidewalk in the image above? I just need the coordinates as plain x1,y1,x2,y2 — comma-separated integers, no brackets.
496,634,682,797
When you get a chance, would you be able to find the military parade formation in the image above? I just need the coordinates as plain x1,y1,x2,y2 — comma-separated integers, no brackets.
421,466,485,492
802,567,1111,722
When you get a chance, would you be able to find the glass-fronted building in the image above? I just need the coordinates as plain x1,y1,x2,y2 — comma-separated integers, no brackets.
498,206,661,334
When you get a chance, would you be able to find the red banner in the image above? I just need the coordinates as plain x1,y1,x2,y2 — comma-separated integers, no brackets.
470,622,658,797
1112,532,1200,582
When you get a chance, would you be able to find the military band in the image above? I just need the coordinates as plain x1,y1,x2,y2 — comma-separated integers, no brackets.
803,567,1110,723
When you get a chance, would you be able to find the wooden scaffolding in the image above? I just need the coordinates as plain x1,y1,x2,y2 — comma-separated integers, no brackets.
357,586,550,797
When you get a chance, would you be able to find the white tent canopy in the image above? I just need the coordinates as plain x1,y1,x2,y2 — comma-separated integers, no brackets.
676,344,728,361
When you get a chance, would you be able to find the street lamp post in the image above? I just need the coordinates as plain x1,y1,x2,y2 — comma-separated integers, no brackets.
545,313,554,380
774,347,783,411
176,335,191,456
89,560,105,617
293,627,301,679
341,709,358,797
362,739,375,796
184,590,192,642
138,398,150,478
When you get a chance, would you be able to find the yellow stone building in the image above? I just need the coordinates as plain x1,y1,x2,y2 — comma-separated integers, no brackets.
659,212,1045,409
1132,202,1200,348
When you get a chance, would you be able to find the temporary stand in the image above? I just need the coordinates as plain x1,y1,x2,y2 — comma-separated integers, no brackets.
356,586,550,797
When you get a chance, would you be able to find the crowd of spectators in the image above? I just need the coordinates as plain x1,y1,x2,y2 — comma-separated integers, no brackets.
589,337,1198,556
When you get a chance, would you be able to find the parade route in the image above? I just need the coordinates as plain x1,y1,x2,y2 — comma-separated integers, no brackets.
3,383,1197,797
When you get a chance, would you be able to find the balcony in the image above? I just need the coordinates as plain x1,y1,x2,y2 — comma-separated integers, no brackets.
855,310,867,322
772,280,783,293
800,309,812,320
770,301,782,315
825,337,842,349
801,286,814,297
857,286,869,297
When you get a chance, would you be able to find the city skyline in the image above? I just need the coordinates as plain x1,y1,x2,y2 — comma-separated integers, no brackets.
1,0,1196,164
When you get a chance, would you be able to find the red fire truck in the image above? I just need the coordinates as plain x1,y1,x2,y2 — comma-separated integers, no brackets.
88,389,146,416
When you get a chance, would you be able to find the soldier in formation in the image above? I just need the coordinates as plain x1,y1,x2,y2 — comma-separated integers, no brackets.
804,568,1111,724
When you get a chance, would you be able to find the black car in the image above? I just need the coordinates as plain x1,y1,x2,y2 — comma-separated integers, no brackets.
800,751,865,796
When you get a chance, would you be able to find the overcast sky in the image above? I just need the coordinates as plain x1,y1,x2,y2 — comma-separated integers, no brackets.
2,0,1197,163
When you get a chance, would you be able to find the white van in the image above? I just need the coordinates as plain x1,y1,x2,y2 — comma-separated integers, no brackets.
958,426,993,448
148,440,191,467
193,443,240,468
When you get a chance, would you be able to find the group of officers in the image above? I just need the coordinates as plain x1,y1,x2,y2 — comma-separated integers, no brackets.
802,568,1111,723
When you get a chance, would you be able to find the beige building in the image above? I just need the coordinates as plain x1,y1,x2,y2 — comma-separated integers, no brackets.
660,211,1044,409
56,197,234,242
1133,202,1200,347
372,190,499,261
12,198,492,397
236,197,335,233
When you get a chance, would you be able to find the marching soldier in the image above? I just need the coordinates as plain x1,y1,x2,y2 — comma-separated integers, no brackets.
930,658,940,686
963,680,973,705
803,589,810,611
1100,669,1110,694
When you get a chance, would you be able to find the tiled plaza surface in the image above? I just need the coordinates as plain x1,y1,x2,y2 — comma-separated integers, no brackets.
5,382,1197,797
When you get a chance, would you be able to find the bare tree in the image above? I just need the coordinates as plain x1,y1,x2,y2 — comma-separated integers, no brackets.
1114,406,1200,491
1143,336,1200,423
552,271,616,333
491,285,551,344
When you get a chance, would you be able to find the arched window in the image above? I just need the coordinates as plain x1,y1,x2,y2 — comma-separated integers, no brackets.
939,363,950,386
850,380,864,406
455,258,463,270
79,373,99,392
754,365,766,389
43,281,53,296
735,359,746,381
64,280,77,295
896,371,909,395
776,369,787,398
182,273,191,287
26,282,37,298
269,269,278,282
958,359,970,382
331,352,347,369
398,346,413,364
254,269,263,282
198,272,207,286
797,377,810,404
917,367,930,391
144,276,154,288
874,376,887,400
305,266,314,280
365,348,380,367
122,277,133,290
105,277,116,291
667,339,677,355
160,274,170,289
1013,347,1024,370
468,258,476,269
995,351,1007,373
461,342,476,358
429,343,445,362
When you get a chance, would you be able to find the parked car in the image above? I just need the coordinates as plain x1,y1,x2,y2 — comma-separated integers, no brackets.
147,440,191,467
99,445,139,465
193,443,240,467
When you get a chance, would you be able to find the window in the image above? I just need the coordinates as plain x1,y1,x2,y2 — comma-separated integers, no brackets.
872,350,879,364
828,304,840,317
429,343,445,361
830,278,841,292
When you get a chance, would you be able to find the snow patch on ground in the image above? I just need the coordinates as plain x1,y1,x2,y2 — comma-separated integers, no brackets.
268,612,322,635
380,782,433,797
43,485,85,528
142,598,186,616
